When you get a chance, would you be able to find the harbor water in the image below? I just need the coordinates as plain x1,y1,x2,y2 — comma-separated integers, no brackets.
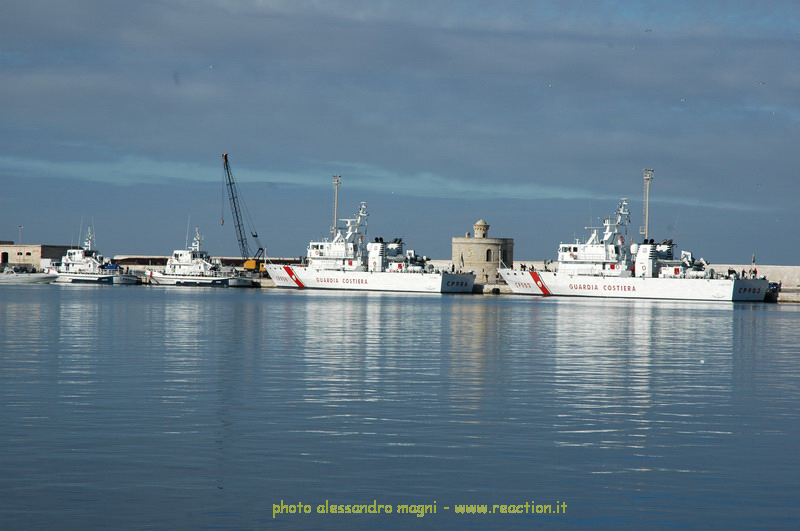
1,285,799,529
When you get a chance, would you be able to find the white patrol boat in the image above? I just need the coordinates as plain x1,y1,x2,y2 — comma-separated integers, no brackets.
147,227,253,287
264,178,474,293
47,227,140,284
498,172,776,302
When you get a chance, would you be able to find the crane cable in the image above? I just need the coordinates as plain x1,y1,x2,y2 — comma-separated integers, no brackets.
220,174,225,226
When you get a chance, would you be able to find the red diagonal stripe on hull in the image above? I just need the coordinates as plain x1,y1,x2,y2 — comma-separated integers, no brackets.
529,271,551,295
284,266,306,288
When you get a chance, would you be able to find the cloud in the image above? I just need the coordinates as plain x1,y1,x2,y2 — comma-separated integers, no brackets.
1,0,798,260
0,151,770,215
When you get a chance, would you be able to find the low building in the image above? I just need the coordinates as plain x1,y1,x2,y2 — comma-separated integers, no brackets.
0,243,75,271
451,220,514,284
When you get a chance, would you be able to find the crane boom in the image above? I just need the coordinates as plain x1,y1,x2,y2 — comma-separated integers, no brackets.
222,153,263,262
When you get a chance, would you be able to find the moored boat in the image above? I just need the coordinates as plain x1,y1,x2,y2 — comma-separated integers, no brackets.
146,227,253,287
0,267,58,284
264,179,474,293
47,227,141,284
498,172,777,302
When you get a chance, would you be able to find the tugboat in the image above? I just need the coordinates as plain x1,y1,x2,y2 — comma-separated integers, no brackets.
498,170,777,302
146,227,253,287
264,177,474,293
47,226,140,284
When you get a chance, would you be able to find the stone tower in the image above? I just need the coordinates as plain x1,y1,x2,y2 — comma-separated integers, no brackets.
451,220,514,284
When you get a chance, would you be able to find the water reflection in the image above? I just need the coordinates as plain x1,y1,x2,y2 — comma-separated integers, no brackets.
0,287,58,356
2,287,799,528
544,299,736,476
446,298,502,378
288,293,508,473
296,293,512,407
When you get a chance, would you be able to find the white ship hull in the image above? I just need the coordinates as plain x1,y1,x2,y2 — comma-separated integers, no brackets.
113,274,142,285
266,264,474,293
0,272,58,284
499,269,770,302
51,272,140,284
147,271,252,287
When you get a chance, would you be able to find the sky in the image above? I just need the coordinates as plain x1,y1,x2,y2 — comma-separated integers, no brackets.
2,0,799,264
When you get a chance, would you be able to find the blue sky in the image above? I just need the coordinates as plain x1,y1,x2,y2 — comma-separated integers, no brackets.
2,0,798,264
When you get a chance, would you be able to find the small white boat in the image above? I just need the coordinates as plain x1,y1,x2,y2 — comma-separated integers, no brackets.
0,267,58,284
47,226,140,284
264,178,474,293
146,227,253,287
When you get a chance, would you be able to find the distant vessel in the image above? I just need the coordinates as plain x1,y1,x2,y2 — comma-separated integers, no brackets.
47,227,140,284
498,170,777,302
264,177,474,293
146,227,253,287
0,267,57,284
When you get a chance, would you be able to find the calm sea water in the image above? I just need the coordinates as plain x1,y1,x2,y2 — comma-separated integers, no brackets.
1,285,799,530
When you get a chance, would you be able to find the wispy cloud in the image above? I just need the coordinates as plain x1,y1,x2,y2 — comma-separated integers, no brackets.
1,0,797,260
1,153,769,214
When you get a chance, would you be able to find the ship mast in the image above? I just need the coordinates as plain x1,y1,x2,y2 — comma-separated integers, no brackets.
640,168,654,240
331,175,341,237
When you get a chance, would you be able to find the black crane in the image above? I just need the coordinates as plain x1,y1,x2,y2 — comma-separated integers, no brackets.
222,153,264,269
